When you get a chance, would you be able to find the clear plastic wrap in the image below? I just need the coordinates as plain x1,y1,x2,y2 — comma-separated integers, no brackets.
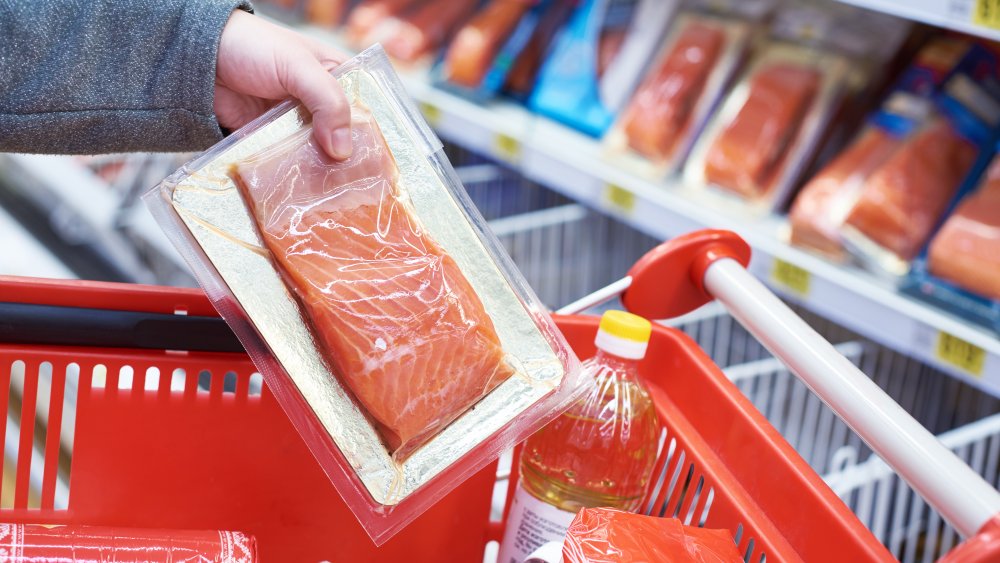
928,156,1000,301
562,508,743,563
443,0,534,89
144,46,581,544
787,37,971,261
683,40,848,210
840,118,977,269
603,1,772,178
0,524,256,562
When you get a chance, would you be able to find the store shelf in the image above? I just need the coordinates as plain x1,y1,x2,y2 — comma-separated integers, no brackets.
297,23,1000,397
834,0,1000,42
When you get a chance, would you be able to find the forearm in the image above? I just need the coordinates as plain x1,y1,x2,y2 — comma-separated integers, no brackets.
0,0,252,154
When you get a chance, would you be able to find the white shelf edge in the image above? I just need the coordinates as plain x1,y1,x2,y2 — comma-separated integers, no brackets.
834,0,1000,43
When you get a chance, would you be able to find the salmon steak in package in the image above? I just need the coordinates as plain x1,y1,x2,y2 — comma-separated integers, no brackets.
682,6,852,213
604,0,774,178
144,46,581,544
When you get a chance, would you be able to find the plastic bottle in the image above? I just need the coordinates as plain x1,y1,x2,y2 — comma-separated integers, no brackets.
497,310,661,563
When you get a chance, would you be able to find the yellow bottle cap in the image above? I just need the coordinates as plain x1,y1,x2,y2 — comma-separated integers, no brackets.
598,310,652,344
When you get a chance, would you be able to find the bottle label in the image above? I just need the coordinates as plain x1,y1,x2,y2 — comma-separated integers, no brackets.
497,485,578,563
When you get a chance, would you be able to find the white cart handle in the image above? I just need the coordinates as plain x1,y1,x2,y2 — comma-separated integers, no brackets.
704,257,1000,538
558,230,1000,541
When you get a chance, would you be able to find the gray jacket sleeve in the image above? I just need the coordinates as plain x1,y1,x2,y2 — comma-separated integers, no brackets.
0,0,253,154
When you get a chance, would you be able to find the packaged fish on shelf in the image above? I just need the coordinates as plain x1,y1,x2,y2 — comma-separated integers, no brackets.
839,43,1000,278
304,0,354,27
356,0,478,64
436,0,566,101
789,37,975,262
345,0,422,44
682,4,854,213
143,46,582,544
681,4,911,213
503,0,575,100
602,0,774,179
529,0,680,137
903,149,1000,334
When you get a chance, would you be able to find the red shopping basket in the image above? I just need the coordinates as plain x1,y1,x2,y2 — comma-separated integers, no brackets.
0,230,995,561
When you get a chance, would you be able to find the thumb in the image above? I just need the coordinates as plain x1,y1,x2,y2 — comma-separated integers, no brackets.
280,54,352,159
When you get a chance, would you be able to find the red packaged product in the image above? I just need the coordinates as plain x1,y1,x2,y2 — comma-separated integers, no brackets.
504,0,574,96
789,126,902,259
233,104,516,457
445,0,533,88
703,63,821,198
621,21,726,162
346,0,423,42
0,524,256,562
382,0,478,62
305,0,349,27
928,157,1000,300
844,119,976,261
562,508,742,563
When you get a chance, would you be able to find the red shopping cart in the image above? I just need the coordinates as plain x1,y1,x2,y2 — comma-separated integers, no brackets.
0,230,997,562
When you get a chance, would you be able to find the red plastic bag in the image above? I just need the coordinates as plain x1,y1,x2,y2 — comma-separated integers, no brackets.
562,508,742,563
0,524,256,562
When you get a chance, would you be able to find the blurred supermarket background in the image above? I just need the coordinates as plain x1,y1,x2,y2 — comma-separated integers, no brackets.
3,0,1000,561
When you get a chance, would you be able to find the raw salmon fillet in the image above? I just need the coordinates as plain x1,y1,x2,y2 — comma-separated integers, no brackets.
504,0,573,96
233,106,515,458
621,21,725,162
305,0,348,27
789,127,902,259
445,0,532,88
928,160,1000,300
844,119,976,261
704,63,821,198
382,0,478,63
346,0,422,43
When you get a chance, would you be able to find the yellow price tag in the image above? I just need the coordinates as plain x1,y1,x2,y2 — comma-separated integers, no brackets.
936,332,986,376
603,184,635,214
493,133,521,164
974,0,1000,30
771,258,811,296
419,102,441,127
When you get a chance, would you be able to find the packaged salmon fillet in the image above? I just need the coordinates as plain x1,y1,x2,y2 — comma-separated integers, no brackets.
562,508,743,563
928,157,1000,301
789,37,973,260
503,0,575,99
0,524,256,562
683,38,849,210
904,151,1000,333
603,1,773,178
443,0,534,89
304,0,350,27
368,0,477,63
345,0,422,43
145,46,581,544
529,0,680,137
840,47,1000,277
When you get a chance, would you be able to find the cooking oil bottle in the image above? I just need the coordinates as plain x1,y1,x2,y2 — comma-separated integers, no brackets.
497,310,661,563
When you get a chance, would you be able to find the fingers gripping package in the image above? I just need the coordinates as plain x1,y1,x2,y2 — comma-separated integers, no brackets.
603,0,774,178
144,46,581,544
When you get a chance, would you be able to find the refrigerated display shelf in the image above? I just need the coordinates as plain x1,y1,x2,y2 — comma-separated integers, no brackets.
834,0,1000,42
295,22,1000,397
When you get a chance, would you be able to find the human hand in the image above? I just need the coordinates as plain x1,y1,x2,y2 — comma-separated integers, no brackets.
215,10,352,159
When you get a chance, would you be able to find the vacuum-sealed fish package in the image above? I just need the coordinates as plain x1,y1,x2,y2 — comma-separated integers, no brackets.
683,39,849,211
144,46,581,544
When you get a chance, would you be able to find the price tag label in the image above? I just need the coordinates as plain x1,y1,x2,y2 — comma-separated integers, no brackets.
936,332,986,376
974,0,1000,29
419,102,441,128
602,184,635,214
493,133,521,164
771,258,811,296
